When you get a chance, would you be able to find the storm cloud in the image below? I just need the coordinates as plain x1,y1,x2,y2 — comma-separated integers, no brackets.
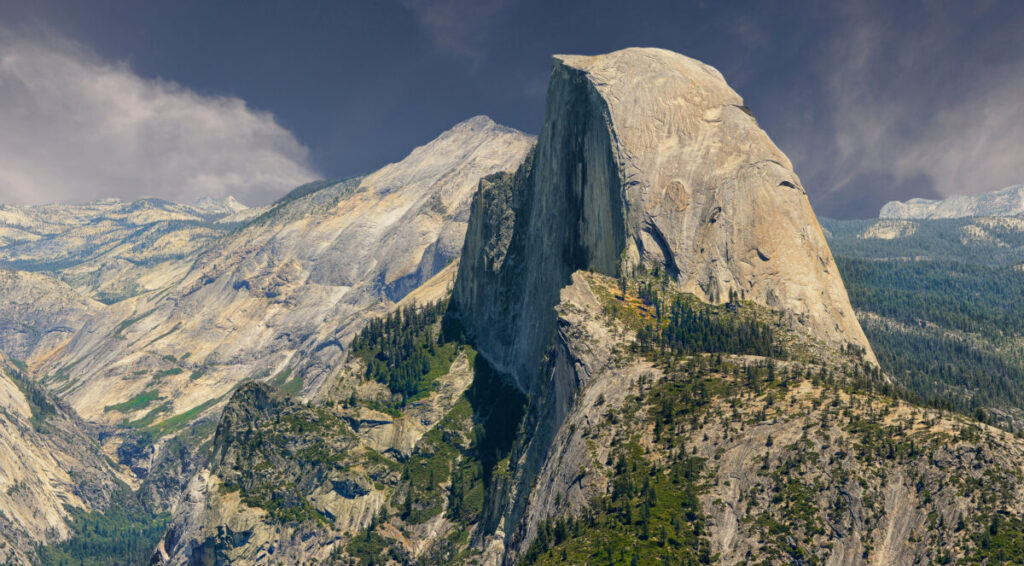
0,30,319,206
769,2,1024,217
0,2,1021,217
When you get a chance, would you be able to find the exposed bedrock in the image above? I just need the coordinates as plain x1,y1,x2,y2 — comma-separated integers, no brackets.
452,47,874,396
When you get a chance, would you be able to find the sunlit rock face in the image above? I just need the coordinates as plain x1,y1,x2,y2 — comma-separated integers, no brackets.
0,353,126,565
0,116,533,428
453,47,874,393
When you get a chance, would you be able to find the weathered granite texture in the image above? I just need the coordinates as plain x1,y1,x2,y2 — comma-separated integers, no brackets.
452,48,874,394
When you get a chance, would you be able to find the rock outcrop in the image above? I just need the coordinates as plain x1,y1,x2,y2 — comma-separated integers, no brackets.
501,272,1024,564
880,184,1024,219
0,269,101,362
154,347,483,564
0,353,127,565
452,48,874,394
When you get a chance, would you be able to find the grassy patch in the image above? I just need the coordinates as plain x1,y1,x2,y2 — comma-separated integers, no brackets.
142,321,182,348
125,401,173,429
152,367,184,380
271,368,305,396
112,309,156,340
146,398,221,438
103,390,160,413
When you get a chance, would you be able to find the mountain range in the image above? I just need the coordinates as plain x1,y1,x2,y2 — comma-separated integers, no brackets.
2,47,1024,565
881,183,1024,219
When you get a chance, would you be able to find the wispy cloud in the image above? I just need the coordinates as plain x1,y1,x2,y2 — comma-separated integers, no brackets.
795,2,1024,217
402,0,511,66
0,30,319,206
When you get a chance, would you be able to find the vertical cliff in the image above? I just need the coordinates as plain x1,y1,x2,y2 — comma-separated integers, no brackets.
452,48,874,396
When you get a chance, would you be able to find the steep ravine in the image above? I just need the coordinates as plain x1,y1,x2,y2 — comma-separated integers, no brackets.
0,353,132,565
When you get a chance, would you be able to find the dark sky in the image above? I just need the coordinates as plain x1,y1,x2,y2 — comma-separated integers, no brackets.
1,0,1022,217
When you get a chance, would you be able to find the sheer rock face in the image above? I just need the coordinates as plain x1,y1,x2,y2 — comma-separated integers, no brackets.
453,48,873,392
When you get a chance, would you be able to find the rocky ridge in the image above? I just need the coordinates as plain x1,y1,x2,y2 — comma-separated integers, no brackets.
880,183,1024,219
452,48,873,397
3,116,532,428
0,116,533,561
505,272,1024,565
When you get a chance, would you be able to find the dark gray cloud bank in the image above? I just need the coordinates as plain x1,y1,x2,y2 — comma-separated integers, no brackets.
0,0,1021,217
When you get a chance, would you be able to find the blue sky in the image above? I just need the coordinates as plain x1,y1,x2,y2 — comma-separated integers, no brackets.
0,0,1021,217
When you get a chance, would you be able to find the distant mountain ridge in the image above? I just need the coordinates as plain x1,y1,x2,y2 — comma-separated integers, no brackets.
0,115,534,563
0,195,253,304
880,183,1024,219
194,195,249,215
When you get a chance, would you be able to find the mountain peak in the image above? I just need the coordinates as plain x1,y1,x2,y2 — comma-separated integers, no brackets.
433,115,529,144
453,47,874,390
554,46,730,87
361,117,533,201
194,195,249,215
451,114,497,129
880,184,1024,219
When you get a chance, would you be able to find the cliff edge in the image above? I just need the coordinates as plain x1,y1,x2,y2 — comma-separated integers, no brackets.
452,47,874,393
